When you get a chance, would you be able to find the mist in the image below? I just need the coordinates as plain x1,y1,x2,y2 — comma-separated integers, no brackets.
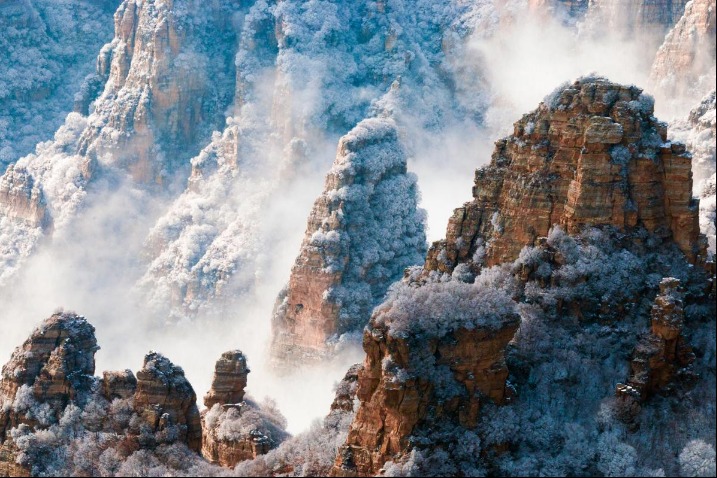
0,0,708,438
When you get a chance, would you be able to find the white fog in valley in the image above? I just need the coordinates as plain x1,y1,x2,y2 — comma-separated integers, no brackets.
0,0,713,440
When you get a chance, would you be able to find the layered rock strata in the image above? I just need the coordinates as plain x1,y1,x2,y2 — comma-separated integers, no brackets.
425,76,702,275
0,165,51,229
203,350,249,409
616,278,696,419
133,352,203,452
201,351,285,468
331,282,520,476
650,0,716,109
0,313,98,476
270,118,426,365
0,313,203,476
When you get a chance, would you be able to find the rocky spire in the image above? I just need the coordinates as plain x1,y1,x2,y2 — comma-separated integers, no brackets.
133,351,203,452
203,350,249,409
200,350,287,468
0,312,98,476
270,117,426,366
425,76,703,275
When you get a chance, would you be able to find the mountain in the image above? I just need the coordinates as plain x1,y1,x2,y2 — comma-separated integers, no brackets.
0,1,715,477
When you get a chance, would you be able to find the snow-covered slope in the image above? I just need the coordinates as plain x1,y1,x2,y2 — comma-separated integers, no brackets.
0,0,119,167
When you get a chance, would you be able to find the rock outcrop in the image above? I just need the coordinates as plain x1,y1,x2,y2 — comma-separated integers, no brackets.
0,313,204,476
203,350,249,409
0,313,98,476
270,117,426,365
0,165,51,229
201,351,287,468
331,280,520,476
616,278,696,419
650,0,716,111
133,352,203,453
670,90,716,256
75,0,237,184
425,77,703,275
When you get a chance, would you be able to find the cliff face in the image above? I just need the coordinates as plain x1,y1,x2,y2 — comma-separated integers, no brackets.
425,77,702,276
0,0,118,166
0,0,239,287
650,0,716,112
75,0,237,185
332,280,520,476
270,118,426,365
670,91,716,256
583,0,689,36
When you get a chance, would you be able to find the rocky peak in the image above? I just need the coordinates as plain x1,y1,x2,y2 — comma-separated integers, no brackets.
0,312,98,476
75,0,237,184
133,351,202,452
332,279,520,476
0,312,97,417
201,351,287,468
425,76,703,276
203,350,249,409
270,117,426,366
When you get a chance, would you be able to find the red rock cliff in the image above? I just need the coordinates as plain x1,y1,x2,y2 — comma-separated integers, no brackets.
425,77,702,276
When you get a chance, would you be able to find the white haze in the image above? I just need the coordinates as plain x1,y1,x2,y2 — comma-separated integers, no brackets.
0,1,707,436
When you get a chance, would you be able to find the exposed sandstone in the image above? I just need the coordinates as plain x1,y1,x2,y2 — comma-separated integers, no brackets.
0,313,98,476
425,77,703,275
650,0,716,109
75,0,236,185
203,350,249,409
101,369,137,400
270,118,426,366
331,286,520,476
201,351,286,468
133,352,202,453
0,164,51,230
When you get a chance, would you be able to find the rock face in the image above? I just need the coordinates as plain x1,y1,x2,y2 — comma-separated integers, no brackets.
616,278,696,412
670,90,716,256
584,0,689,36
0,314,204,476
201,351,286,468
203,350,249,409
0,164,51,229
650,0,716,110
270,118,426,365
0,313,98,477
75,0,237,184
0,0,237,286
133,352,203,452
332,281,520,477
425,77,703,275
